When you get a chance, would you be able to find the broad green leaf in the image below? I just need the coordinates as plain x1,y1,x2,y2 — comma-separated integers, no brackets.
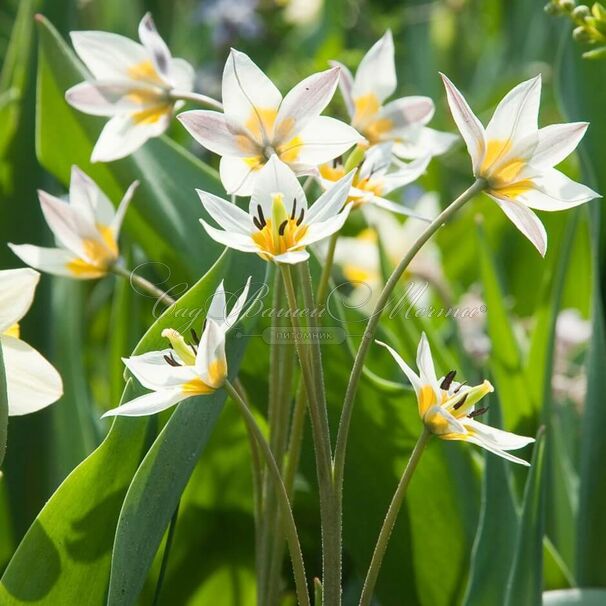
107,253,266,604
504,430,546,606
0,250,256,603
0,346,7,469
463,405,520,606
35,15,224,282
543,589,606,605
476,222,534,432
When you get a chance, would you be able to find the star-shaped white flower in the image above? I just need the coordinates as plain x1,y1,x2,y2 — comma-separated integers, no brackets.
318,142,431,215
378,333,535,465
103,277,251,417
441,73,601,256
66,13,195,162
9,166,137,280
199,155,355,265
178,49,363,196
333,31,457,160
0,269,63,416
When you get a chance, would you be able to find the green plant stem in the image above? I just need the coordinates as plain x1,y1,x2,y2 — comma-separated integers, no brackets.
358,429,432,606
224,380,310,606
280,264,339,606
333,178,486,501
152,499,181,606
169,90,223,110
316,232,339,305
111,265,176,307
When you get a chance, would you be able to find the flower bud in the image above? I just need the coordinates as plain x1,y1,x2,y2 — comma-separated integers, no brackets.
572,5,590,21
573,25,592,42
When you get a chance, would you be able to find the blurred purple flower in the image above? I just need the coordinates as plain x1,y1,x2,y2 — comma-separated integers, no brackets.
197,0,263,47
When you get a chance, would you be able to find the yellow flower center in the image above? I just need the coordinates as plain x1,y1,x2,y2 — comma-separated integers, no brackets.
251,193,308,261
353,93,393,143
418,384,437,417
479,139,533,199
3,323,20,338
66,224,119,278
181,359,227,394
127,59,164,85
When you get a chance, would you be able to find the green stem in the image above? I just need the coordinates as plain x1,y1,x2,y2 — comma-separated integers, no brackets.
152,499,181,606
169,90,223,111
316,232,339,305
111,264,176,307
358,429,431,606
224,380,310,606
333,178,486,500
280,264,339,605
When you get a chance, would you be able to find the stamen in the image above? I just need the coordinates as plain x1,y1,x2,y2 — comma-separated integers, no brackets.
257,205,266,227
453,393,468,411
296,208,305,226
291,198,297,220
453,381,467,394
253,217,263,231
164,353,181,367
279,220,288,236
440,370,457,391
468,406,489,419
190,328,199,344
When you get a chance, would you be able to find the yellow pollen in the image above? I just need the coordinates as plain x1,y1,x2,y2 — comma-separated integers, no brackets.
3,323,20,339
252,218,309,260
66,224,119,278
480,139,533,198
127,59,163,85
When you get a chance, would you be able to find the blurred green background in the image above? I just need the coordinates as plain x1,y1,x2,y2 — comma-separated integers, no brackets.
1,0,605,604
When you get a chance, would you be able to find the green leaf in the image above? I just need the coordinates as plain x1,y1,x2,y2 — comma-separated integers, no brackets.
543,589,606,605
107,253,266,604
463,405,520,606
35,15,224,281
504,430,546,606
0,250,259,603
0,346,7,469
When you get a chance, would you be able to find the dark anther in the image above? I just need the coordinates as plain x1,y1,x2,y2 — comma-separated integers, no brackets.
468,406,489,419
440,370,457,391
190,328,199,344
453,381,467,394
279,220,288,236
257,204,266,227
253,217,263,231
164,353,181,367
453,393,468,411
291,198,297,220
296,208,305,226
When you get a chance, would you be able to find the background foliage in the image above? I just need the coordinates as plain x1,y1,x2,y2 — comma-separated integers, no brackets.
0,0,604,604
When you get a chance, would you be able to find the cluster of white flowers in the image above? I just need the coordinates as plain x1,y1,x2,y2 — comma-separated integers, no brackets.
2,14,600,461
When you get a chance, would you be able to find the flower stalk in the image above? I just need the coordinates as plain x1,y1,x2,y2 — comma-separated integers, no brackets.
111,264,176,307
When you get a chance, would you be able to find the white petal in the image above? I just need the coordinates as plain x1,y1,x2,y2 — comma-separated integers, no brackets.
198,189,251,234
485,75,542,145
273,250,310,264
102,388,185,418
65,81,162,117
200,219,258,253
352,30,396,103
177,110,256,157
1,335,62,416
251,155,307,219
519,169,600,211
379,96,435,131
465,418,536,450
206,276,251,332
380,154,431,195
306,170,354,223
69,166,114,226
531,122,589,168
70,31,149,81
219,156,259,196
111,180,139,237
416,332,440,397
391,127,458,160
222,49,282,133
299,205,352,246
223,276,252,330
7,245,83,279
0,268,39,332
376,339,422,397
91,111,170,163
285,116,363,166
370,196,432,220
440,73,485,172
138,13,172,78
124,350,197,390
168,58,195,92
274,67,340,141
490,194,547,256
329,60,355,117
195,319,226,387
